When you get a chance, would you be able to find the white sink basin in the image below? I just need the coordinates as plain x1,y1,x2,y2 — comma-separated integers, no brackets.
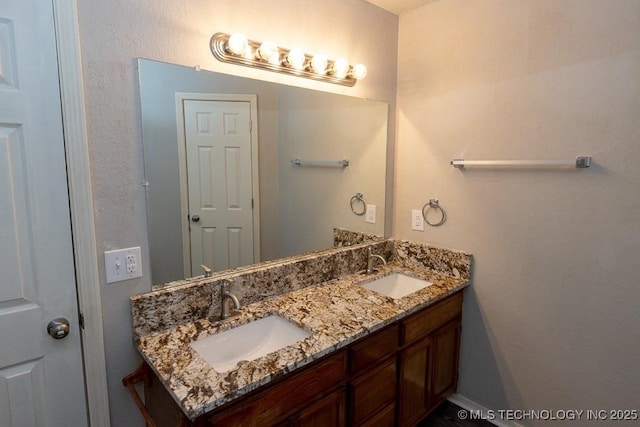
360,273,433,299
190,315,311,373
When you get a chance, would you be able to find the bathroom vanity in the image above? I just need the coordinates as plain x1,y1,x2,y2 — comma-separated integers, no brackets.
128,239,471,426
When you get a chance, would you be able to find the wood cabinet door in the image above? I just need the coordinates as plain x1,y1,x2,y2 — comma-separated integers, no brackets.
398,318,462,426
430,319,461,407
398,337,432,426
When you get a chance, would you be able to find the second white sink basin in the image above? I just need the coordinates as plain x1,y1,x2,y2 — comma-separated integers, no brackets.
360,273,433,299
190,315,311,373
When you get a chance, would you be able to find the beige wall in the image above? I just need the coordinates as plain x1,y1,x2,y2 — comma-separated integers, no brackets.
76,1,397,425
396,0,640,423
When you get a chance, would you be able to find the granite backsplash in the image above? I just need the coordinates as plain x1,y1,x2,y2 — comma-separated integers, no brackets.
131,239,470,339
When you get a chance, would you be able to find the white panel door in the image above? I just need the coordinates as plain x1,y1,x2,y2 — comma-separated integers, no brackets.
184,100,255,273
0,1,87,426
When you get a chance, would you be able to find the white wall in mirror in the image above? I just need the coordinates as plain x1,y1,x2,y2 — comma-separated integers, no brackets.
277,87,387,257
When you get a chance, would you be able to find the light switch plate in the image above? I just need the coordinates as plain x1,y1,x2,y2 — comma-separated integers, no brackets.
366,204,376,224
104,246,142,284
411,210,424,231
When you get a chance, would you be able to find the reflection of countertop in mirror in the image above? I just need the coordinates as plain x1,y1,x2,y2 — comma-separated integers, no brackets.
131,239,472,421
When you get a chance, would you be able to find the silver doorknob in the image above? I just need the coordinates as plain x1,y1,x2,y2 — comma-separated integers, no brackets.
47,318,70,339
191,215,200,222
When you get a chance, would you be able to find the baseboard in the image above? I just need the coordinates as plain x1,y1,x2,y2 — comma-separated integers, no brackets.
447,394,524,427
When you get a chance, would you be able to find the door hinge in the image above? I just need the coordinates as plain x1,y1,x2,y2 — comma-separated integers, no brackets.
79,312,85,329
249,120,252,132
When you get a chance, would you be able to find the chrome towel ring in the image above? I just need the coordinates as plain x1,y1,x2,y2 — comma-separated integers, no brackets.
422,198,447,226
350,193,366,215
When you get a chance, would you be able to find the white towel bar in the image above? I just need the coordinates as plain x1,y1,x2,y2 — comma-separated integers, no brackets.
291,159,350,167
451,156,591,169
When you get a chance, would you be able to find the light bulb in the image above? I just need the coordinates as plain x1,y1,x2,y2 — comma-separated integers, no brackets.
352,64,367,80
286,48,306,70
310,54,328,74
332,58,349,78
226,33,248,56
242,47,254,59
257,41,279,64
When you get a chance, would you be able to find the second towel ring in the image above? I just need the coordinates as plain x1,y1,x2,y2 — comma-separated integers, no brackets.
422,198,447,226
350,193,366,215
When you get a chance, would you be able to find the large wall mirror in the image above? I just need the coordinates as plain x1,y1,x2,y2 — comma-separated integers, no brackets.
138,58,388,286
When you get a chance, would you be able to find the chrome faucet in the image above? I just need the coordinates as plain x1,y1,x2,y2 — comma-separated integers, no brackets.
200,264,213,278
366,246,387,274
220,280,241,320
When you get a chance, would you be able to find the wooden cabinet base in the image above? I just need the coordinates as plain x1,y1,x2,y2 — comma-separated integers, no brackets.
399,292,463,426
129,292,464,427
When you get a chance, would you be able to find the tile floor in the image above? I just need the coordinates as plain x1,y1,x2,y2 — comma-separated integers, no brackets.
418,401,495,426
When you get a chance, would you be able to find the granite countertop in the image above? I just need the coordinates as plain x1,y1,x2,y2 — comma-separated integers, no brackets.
135,261,469,421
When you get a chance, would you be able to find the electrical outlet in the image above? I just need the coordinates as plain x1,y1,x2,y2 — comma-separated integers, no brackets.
411,210,424,231
105,246,142,284
126,262,137,274
365,204,376,224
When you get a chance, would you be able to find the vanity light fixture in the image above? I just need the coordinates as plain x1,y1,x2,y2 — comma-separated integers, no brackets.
210,32,367,87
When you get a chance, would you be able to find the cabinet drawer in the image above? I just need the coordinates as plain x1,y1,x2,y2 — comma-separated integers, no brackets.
350,325,398,374
292,386,346,427
402,292,462,344
206,351,347,426
359,403,395,427
350,358,396,425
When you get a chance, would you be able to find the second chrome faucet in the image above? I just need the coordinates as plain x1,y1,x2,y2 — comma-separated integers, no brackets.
220,280,241,319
